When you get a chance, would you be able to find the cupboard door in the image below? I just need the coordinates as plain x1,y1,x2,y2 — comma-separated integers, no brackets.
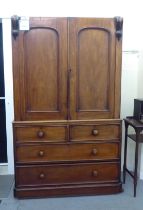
12,17,68,120
69,18,122,120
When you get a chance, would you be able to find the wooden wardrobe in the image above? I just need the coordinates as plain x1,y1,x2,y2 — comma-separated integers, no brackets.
12,17,123,198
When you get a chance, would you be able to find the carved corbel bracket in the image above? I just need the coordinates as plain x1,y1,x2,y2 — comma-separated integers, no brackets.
11,15,20,40
114,16,123,41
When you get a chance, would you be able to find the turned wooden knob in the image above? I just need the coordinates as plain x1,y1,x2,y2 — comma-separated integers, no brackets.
92,148,98,155
37,130,45,138
39,173,45,179
92,129,99,136
92,170,98,177
39,151,44,157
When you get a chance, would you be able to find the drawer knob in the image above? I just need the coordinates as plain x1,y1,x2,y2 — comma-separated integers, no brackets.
37,131,45,138
92,129,99,136
39,173,45,179
92,148,98,155
92,170,98,177
39,151,44,157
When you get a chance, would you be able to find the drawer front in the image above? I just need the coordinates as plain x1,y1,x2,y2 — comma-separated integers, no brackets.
70,124,120,141
16,162,120,186
15,126,67,142
16,143,119,163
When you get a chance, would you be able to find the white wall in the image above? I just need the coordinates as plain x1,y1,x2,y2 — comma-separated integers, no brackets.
2,19,14,174
120,52,140,173
1,0,143,176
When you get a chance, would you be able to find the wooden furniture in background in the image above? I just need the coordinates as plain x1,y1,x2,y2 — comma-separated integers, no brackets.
123,116,143,197
12,17,123,198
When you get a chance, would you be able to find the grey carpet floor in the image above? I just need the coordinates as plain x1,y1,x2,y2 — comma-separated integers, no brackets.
0,175,143,210
0,175,14,199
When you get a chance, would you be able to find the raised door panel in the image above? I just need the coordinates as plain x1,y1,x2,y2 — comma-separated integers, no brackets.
12,18,68,120
69,18,122,120
26,28,59,112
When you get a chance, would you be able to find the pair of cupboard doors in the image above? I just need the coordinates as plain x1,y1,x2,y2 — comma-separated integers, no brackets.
12,17,122,121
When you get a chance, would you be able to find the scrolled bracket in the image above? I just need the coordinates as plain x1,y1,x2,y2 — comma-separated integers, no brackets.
11,15,20,40
114,16,123,41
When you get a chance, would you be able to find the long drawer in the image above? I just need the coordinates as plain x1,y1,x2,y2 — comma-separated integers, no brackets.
15,142,120,163
70,124,120,141
15,162,120,187
14,125,67,142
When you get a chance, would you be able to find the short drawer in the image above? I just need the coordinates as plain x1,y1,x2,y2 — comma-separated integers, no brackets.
15,142,119,163
14,125,67,142
15,162,120,187
70,124,120,141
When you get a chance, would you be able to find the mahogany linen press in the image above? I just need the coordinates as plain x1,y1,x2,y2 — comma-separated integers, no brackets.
11,17,123,198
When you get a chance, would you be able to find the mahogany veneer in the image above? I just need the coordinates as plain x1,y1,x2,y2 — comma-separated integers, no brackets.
12,17,123,198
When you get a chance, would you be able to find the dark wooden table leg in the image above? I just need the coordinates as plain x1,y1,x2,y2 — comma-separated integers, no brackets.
123,121,128,184
134,129,140,197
